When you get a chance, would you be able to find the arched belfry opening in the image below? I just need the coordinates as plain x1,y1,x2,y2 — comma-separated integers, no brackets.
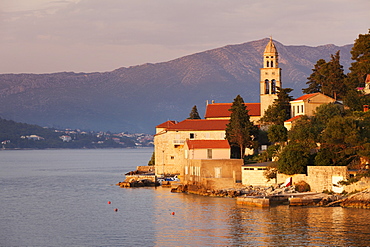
271,79,276,94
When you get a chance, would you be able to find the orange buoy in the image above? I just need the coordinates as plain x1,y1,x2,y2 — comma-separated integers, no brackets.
114,208,118,212
108,201,111,204
171,212,175,215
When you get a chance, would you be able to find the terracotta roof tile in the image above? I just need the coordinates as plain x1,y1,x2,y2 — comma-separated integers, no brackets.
156,120,178,128
186,140,230,149
204,103,260,118
292,93,320,102
166,119,229,131
284,115,303,123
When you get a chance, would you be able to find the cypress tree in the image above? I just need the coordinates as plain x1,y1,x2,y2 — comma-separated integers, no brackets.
187,105,201,119
225,95,256,159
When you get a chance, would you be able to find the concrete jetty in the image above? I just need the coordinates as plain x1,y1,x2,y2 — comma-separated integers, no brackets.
236,196,270,207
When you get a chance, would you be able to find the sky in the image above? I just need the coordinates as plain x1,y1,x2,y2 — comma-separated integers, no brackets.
0,0,369,74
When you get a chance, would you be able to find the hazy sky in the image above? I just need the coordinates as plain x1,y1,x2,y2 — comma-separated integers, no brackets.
1,0,369,74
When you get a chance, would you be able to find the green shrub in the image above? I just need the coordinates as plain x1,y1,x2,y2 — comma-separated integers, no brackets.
294,181,311,192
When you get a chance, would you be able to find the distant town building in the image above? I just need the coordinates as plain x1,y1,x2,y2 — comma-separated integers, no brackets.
60,135,72,142
21,135,44,141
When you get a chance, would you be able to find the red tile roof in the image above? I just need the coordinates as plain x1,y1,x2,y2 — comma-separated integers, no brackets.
166,119,230,131
204,103,261,118
292,93,320,102
186,140,230,149
284,115,303,123
156,120,178,128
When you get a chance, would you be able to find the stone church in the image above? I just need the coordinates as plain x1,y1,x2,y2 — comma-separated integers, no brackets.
153,38,335,188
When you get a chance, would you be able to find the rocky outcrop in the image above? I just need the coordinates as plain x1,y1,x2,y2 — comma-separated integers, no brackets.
116,179,158,187
340,189,370,209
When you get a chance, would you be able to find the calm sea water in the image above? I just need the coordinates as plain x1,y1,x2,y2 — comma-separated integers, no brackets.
1,148,370,246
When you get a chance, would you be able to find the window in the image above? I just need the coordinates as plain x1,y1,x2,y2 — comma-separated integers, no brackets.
244,167,254,170
301,105,304,113
266,61,270,67
190,133,195,139
297,105,300,113
170,156,174,160
207,149,212,159
271,61,274,67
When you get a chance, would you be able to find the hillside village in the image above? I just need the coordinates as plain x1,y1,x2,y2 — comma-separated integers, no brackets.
150,35,370,199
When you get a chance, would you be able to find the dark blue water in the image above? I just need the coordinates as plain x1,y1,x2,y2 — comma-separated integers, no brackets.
1,149,370,246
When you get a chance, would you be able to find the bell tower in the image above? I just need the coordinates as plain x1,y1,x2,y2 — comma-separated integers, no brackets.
260,37,281,117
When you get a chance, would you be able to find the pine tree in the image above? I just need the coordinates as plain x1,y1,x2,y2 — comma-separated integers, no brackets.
303,59,327,94
346,30,370,89
187,105,201,119
303,51,346,100
225,95,256,159
344,30,370,110
325,51,346,100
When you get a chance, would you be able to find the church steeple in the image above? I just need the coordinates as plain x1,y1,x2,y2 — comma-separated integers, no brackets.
260,37,281,117
263,37,278,68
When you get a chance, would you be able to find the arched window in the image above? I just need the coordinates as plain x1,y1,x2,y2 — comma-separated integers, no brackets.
266,61,269,67
265,79,269,94
271,79,276,94
271,61,274,67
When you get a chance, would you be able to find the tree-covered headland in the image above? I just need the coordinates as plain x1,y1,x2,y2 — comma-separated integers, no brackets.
0,118,153,149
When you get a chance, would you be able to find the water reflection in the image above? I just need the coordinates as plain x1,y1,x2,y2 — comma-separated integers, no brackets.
152,187,370,246
1,149,369,246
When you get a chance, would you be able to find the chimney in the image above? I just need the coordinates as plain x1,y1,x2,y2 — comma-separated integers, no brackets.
364,105,369,112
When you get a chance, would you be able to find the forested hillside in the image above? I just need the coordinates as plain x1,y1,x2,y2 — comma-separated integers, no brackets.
0,118,152,149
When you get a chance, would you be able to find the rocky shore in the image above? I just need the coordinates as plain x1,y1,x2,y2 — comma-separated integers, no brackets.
171,183,370,208
117,168,370,209
340,189,370,209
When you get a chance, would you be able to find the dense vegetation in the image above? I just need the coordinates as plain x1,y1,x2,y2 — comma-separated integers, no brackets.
0,118,153,149
257,30,370,176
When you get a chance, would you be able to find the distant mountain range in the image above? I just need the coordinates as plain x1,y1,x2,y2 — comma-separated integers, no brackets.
0,38,352,133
